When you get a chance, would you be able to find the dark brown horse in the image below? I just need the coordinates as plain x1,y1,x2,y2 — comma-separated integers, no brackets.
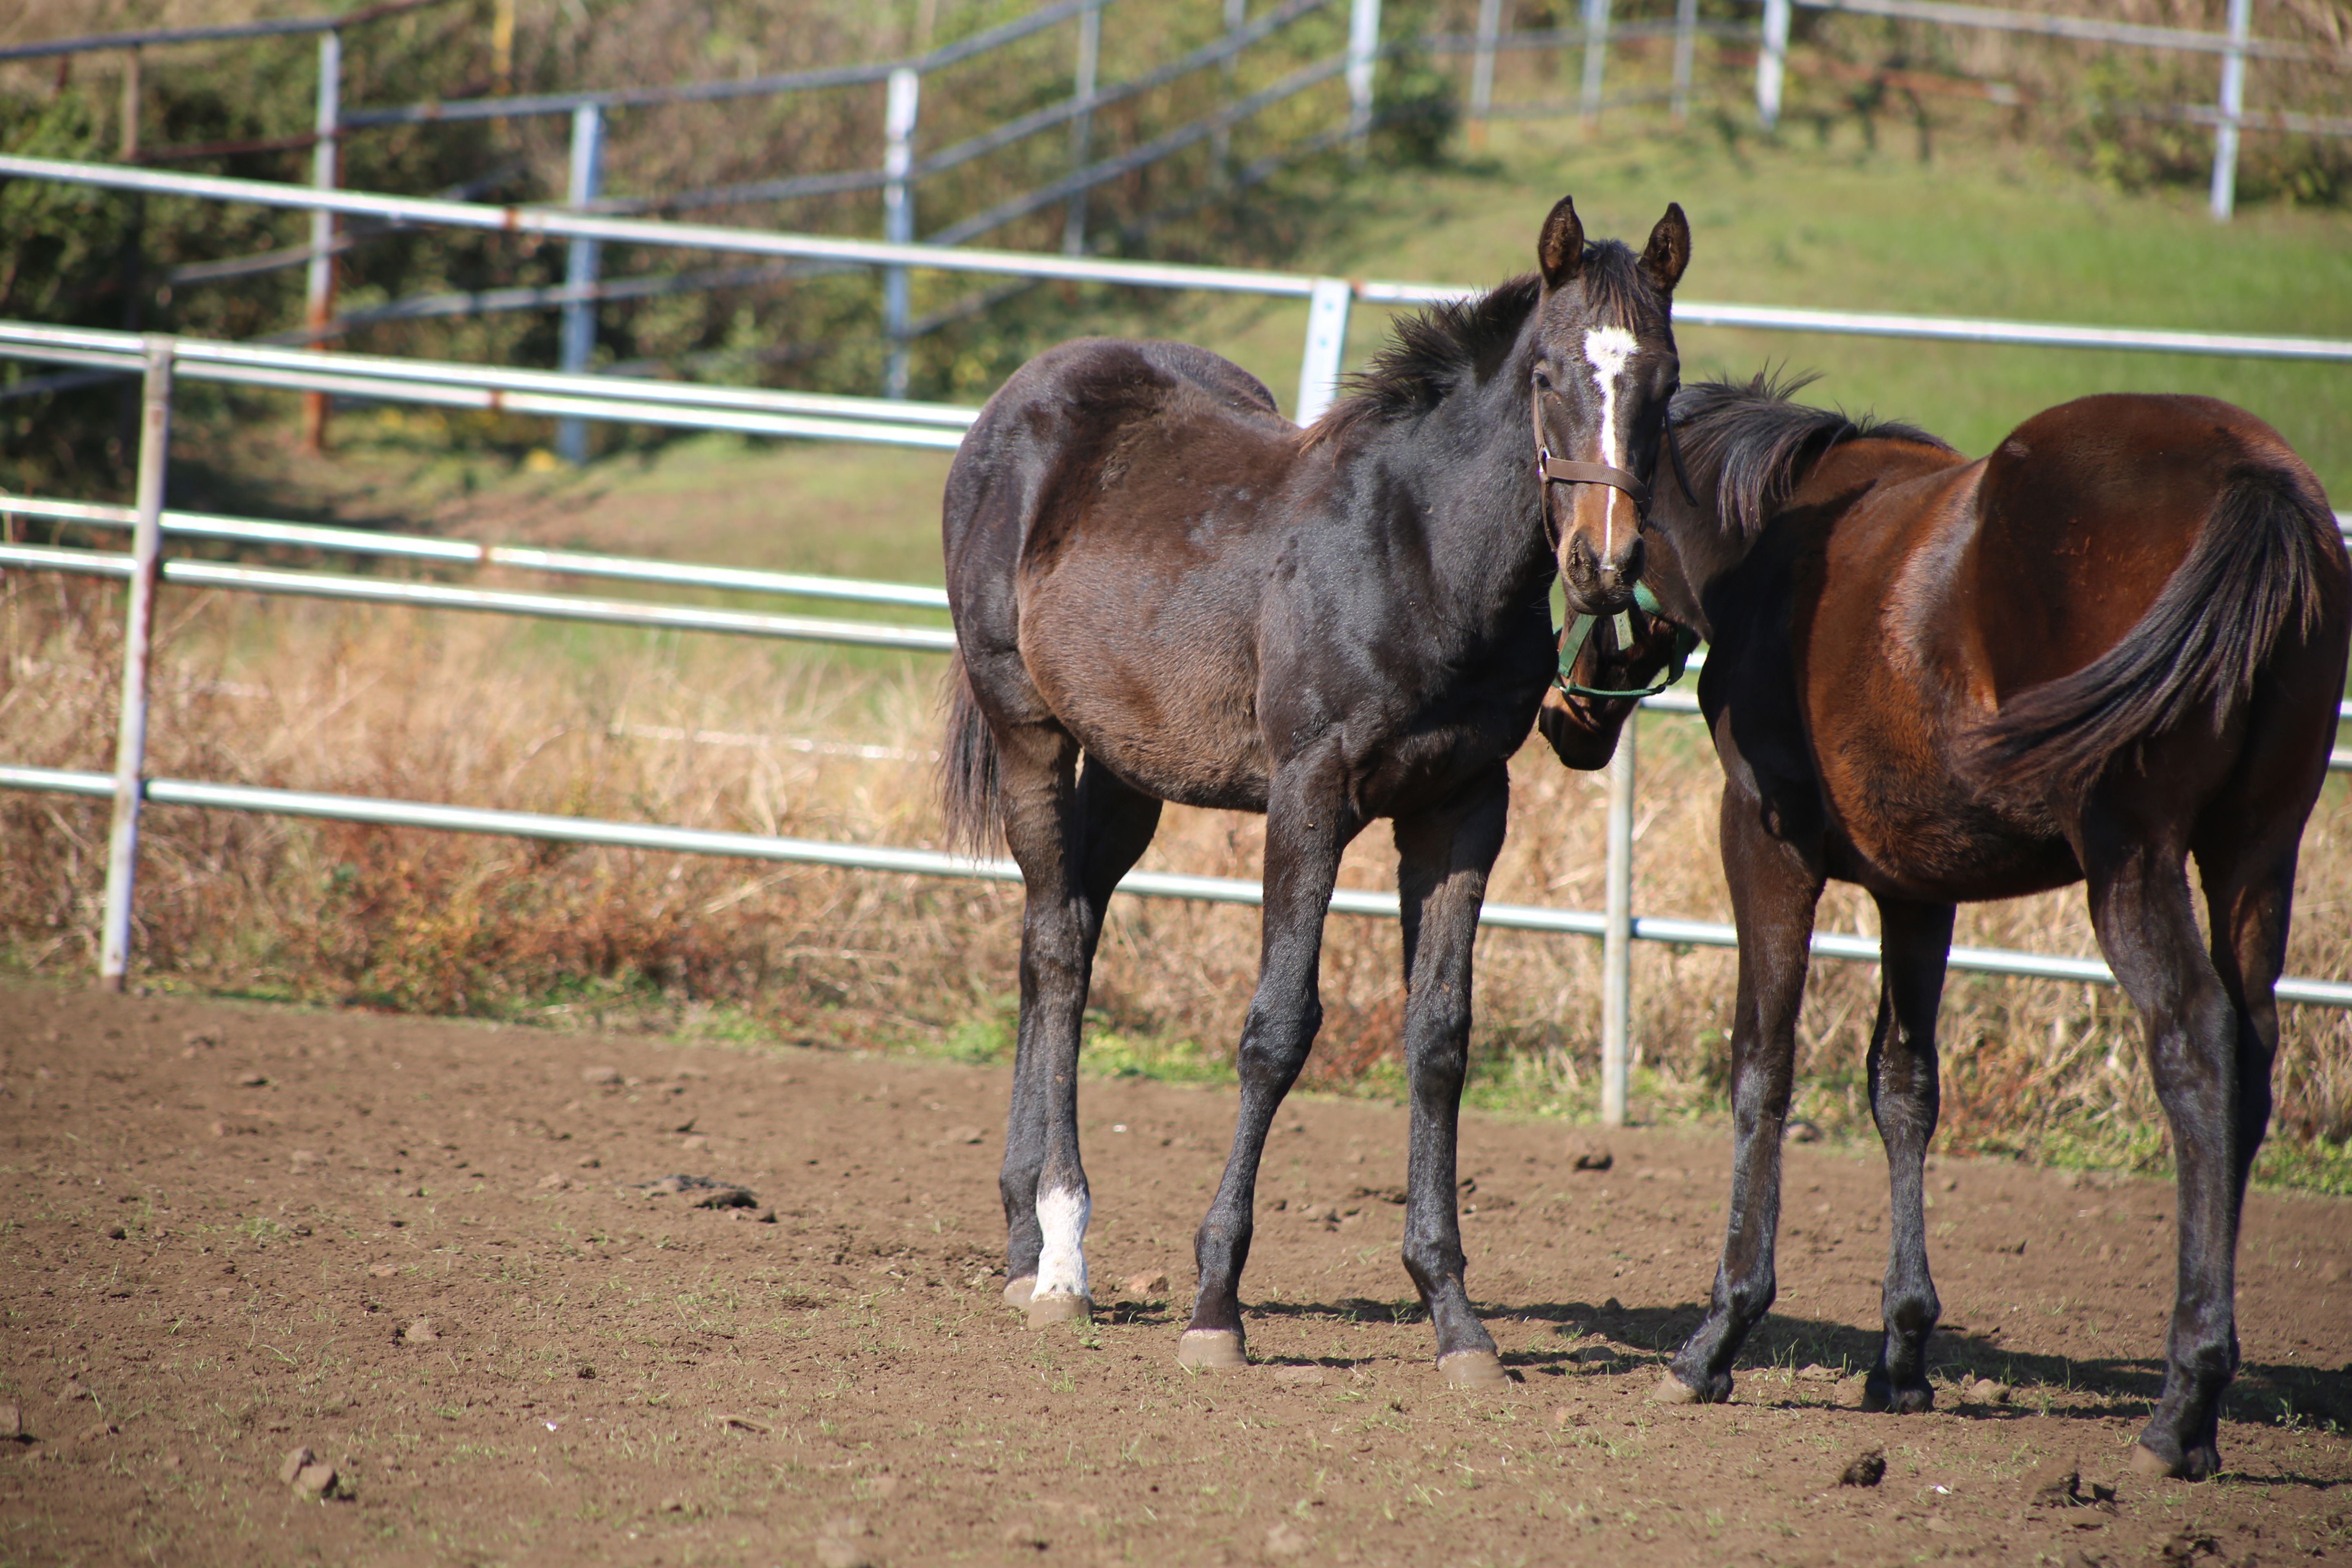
1621,374,2348,1479
939,196,1689,1383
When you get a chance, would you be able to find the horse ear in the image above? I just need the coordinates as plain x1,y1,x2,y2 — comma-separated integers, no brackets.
1537,196,1584,291
1640,202,1691,295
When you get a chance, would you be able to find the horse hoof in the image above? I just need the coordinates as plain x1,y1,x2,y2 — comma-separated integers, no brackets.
2129,1442,2188,1480
1861,1372,1933,1414
1025,1291,1092,1329
1650,1372,1703,1404
1001,1275,1037,1311
1438,1350,1510,1389
1177,1330,1248,1371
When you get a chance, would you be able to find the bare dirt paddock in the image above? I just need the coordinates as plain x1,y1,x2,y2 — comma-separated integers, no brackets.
2,980,2348,1566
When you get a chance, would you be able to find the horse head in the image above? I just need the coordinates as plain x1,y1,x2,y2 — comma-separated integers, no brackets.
1528,196,1689,616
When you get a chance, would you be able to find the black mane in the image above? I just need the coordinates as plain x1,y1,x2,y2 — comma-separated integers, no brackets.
1314,240,1668,441
1674,370,1951,538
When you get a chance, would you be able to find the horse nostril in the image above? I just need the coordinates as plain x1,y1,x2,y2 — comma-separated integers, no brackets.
1618,537,1646,584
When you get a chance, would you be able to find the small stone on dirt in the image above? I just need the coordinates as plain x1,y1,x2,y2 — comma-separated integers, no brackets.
1124,1270,1171,1296
1296,1203,1337,1223
679,1134,711,1152
2027,1460,2081,1506
103,1225,126,1240
582,1067,622,1086
401,1318,438,1345
1265,1520,1313,1559
279,1446,316,1486
713,1412,770,1433
1967,1376,2011,1403
0,1404,19,1440
1796,1363,1835,1381
690,1186,756,1209
1785,1119,1823,1143
536,1174,571,1191
1272,1365,1325,1386
944,1125,986,1145
293,1462,337,1499
815,1539,874,1568
575,1156,601,1169
1571,1145,1613,1172
1838,1447,1886,1487
235,1071,268,1088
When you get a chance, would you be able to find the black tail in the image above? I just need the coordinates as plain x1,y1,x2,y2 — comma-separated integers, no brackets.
939,653,1004,854
1966,462,2340,801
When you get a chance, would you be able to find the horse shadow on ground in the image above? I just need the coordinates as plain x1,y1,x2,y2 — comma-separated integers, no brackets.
1218,1294,2352,1443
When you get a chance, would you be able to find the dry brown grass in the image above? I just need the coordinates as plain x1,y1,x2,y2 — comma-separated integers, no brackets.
6,563,2351,1183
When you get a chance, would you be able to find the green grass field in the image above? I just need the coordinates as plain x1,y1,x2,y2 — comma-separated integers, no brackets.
264,109,2347,572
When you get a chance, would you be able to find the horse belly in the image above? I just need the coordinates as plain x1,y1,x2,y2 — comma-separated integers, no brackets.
1018,586,1271,812
1822,775,2082,902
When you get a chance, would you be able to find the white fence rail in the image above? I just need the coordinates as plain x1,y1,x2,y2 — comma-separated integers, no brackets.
5,319,2350,1127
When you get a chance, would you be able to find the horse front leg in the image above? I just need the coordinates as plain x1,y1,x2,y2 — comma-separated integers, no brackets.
1661,788,1823,1403
1862,893,1956,1415
1179,763,1357,1370
1393,766,1512,1386
2085,822,2243,1481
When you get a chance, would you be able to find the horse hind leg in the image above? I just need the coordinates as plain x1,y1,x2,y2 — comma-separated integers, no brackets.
1002,749,1163,1327
1860,895,1956,1416
2084,822,2243,1481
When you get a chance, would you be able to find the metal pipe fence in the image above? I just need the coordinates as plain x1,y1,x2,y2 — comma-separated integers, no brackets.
5,323,2350,1124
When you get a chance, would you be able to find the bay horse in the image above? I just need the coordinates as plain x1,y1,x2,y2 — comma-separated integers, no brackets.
1617,373,2348,1479
939,196,1690,1383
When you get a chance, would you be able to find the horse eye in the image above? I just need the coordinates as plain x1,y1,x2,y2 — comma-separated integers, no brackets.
1533,369,1554,391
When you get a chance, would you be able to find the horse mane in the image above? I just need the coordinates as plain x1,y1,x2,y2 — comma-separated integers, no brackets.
1673,370,1952,538
1310,241,1667,445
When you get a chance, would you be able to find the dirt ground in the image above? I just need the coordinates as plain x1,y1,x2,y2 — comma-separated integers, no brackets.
1,981,2347,1567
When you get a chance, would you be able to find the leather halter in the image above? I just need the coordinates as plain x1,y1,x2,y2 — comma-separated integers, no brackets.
1531,393,1652,517
1531,389,1703,703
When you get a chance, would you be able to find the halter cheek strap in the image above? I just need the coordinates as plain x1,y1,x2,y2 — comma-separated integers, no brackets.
1531,395,1651,513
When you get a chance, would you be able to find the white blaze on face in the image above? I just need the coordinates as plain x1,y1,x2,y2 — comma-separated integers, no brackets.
1033,1185,1091,1300
1583,325,1639,554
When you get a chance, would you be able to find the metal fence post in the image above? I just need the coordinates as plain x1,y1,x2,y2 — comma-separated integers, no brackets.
120,45,142,160
1294,277,1352,426
1468,0,1501,150
1346,0,1381,158
1757,0,1789,131
882,67,921,399
1599,713,1635,1127
556,102,606,464
301,28,340,452
1580,0,1610,131
1671,0,1698,125
1064,0,1102,256
2209,0,2251,220
100,336,174,993
1215,0,1247,175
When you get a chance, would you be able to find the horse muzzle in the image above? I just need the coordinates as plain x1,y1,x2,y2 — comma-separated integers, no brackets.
1561,529,1645,615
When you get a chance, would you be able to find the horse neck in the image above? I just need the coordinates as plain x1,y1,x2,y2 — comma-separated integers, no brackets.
1350,347,1554,621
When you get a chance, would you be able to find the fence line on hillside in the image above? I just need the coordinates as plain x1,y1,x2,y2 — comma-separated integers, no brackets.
5,327,2351,1135
11,0,2343,421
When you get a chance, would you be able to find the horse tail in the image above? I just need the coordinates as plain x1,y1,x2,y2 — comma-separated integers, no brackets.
1965,460,2340,802
938,651,1004,854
